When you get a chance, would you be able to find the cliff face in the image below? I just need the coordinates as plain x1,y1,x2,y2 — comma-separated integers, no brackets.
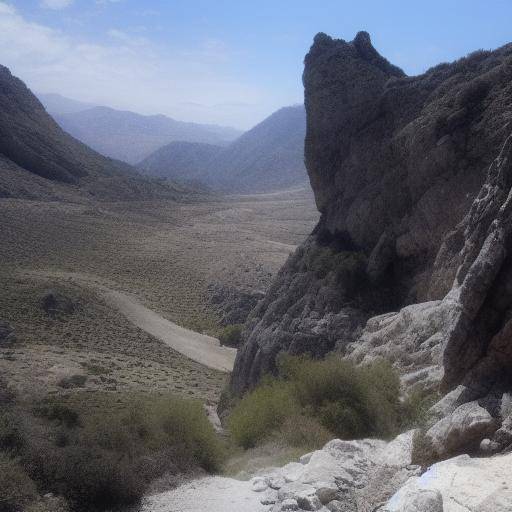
231,32,512,395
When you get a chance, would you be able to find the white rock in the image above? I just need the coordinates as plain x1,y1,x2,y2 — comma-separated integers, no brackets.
251,477,268,492
277,482,316,502
299,451,314,465
373,429,417,467
384,488,443,512
267,475,286,490
383,453,512,512
280,498,299,511
426,401,497,456
281,462,305,482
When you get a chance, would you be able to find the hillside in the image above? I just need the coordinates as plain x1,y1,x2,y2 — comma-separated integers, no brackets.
139,141,223,184
0,65,182,201
140,105,308,192
55,106,242,164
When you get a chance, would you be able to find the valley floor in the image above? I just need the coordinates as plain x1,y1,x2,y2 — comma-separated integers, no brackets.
0,187,318,402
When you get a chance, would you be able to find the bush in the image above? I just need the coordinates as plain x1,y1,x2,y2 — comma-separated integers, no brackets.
228,380,296,448
277,415,332,450
33,403,80,429
229,355,403,449
218,324,243,347
23,395,225,511
0,453,37,512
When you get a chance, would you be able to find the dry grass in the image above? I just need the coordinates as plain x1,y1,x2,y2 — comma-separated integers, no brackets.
0,189,317,403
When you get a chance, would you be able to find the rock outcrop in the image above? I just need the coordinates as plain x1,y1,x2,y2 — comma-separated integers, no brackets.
231,32,512,396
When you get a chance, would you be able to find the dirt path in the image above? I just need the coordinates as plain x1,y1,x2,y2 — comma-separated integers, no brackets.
140,476,267,512
27,270,237,372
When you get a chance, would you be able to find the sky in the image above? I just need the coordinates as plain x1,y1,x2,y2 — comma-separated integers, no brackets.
1,1,511,129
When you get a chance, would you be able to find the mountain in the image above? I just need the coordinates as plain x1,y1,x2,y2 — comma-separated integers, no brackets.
0,65,182,201
140,105,308,192
231,32,512,459
54,106,243,164
37,93,95,115
138,141,223,184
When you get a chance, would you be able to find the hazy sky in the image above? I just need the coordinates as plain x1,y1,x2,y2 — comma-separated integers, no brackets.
2,1,511,129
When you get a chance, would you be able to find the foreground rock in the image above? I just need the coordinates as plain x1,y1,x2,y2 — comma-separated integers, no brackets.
142,433,512,512
383,453,512,511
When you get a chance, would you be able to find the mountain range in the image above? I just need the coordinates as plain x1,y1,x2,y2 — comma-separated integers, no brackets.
46,101,242,164
139,105,308,192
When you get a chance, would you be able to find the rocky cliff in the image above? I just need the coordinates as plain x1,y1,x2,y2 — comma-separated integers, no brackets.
231,28,512,424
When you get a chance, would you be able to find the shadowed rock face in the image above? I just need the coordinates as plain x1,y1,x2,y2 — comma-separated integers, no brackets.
231,32,512,395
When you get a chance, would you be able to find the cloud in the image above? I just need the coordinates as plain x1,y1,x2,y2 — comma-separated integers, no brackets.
0,2,276,128
40,0,74,9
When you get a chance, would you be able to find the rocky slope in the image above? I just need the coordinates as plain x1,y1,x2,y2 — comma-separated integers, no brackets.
55,106,241,164
141,431,512,511
140,105,308,192
0,65,183,201
231,32,512,458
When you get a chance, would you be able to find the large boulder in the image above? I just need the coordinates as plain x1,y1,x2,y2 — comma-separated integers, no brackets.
425,401,497,457
383,453,512,512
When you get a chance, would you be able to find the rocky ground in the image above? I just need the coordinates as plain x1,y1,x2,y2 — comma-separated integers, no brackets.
141,430,512,511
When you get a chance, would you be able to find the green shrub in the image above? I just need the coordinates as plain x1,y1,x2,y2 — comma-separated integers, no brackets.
24,394,224,511
33,404,80,429
218,324,243,347
411,429,437,470
400,389,439,430
228,380,297,448
229,355,403,449
0,413,25,455
0,453,37,512
277,415,333,450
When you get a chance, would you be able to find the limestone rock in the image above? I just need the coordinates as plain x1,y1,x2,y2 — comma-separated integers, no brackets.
426,401,497,457
383,453,512,512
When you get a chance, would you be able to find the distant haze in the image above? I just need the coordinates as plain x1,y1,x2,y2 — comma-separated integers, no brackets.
1,1,511,128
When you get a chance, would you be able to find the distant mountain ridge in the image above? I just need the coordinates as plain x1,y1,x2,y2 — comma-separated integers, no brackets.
139,105,308,192
37,93,96,115
52,104,243,164
0,65,182,201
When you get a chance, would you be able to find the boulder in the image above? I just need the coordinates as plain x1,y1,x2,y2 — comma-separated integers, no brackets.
426,401,497,457
383,453,512,512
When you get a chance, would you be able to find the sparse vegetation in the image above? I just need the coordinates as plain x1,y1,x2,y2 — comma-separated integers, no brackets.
218,324,244,347
0,379,226,512
229,355,416,450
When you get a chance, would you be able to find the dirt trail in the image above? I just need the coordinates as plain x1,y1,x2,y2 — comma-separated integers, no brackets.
27,270,237,372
